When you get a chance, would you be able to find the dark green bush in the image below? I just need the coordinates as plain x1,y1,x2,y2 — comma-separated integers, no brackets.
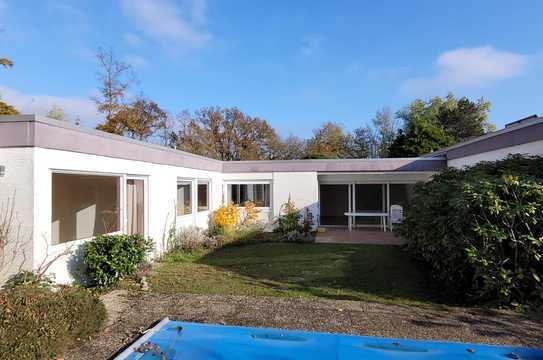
0,284,105,359
83,234,153,287
399,155,543,305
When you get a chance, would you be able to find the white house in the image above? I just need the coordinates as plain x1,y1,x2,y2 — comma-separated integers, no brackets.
0,114,542,284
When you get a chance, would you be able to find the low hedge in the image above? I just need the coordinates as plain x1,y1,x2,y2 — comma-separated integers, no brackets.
0,284,106,359
398,155,543,305
83,234,153,287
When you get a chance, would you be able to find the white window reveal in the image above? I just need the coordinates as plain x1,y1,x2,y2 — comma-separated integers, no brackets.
51,173,120,245
228,184,270,207
177,181,192,216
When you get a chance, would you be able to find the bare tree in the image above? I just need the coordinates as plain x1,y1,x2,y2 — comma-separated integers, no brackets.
0,195,27,283
92,48,136,131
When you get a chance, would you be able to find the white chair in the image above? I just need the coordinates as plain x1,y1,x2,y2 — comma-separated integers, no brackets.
390,204,403,229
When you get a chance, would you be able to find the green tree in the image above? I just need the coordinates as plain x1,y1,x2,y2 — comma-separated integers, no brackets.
437,95,493,140
388,94,492,157
46,105,67,121
305,122,353,159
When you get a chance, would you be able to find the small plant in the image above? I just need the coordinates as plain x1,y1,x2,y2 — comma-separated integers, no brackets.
241,200,261,225
276,195,303,234
83,234,153,287
211,202,239,234
169,226,211,252
2,270,55,290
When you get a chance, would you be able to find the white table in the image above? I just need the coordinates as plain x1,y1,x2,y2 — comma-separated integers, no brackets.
344,212,389,232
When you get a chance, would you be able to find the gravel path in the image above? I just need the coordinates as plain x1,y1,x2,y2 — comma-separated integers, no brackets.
66,290,543,359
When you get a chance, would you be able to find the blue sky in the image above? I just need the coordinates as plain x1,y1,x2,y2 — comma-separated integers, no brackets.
1,0,542,137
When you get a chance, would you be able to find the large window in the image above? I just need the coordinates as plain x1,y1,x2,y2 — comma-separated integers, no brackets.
228,183,270,207
177,181,192,216
52,173,120,245
197,181,209,212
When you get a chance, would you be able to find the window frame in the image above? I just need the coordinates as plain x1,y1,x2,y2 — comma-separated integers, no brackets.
224,181,272,209
197,179,211,213
176,179,194,218
50,170,123,247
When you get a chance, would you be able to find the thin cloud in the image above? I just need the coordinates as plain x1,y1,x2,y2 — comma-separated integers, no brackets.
124,54,149,69
0,86,102,128
120,0,211,51
123,32,142,47
401,46,529,95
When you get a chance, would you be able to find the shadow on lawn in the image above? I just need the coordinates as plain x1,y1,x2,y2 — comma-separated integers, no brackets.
196,242,441,305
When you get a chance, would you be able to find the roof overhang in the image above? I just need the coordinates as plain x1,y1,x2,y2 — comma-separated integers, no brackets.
0,115,447,174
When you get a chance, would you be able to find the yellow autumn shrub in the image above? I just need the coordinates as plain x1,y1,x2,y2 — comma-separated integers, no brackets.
242,200,261,225
212,202,238,233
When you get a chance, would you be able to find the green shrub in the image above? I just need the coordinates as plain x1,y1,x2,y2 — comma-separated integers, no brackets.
2,271,55,290
399,155,543,305
83,234,153,287
0,284,105,359
275,196,315,243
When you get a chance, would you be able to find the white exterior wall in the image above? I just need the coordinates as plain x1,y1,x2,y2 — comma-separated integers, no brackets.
0,148,35,283
222,172,320,226
32,147,223,284
448,140,543,168
2,146,434,284
272,172,319,220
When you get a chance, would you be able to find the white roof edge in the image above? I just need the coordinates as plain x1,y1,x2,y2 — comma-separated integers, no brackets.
226,157,446,164
429,116,543,155
0,114,446,166
0,114,224,164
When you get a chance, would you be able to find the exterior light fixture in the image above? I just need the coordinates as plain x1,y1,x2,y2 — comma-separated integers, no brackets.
0,165,4,177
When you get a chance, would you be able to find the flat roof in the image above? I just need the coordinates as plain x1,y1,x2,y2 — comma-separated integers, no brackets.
427,115,543,160
0,115,446,173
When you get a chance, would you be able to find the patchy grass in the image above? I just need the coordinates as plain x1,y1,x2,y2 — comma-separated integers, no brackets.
148,243,437,305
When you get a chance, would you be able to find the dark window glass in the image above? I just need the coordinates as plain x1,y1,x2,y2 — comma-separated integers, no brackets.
228,184,270,207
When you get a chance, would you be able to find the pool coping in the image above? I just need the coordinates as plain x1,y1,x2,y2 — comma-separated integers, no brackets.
113,317,171,360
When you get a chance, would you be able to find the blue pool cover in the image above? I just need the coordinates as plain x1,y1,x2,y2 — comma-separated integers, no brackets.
115,318,543,360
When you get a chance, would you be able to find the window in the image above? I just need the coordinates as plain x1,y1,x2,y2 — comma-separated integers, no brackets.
228,184,270,207
197,181,209,212
177,181,192,216
126,179,145,236
52,173,120,245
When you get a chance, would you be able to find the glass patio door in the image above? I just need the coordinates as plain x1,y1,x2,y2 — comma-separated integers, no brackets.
126,178,145,236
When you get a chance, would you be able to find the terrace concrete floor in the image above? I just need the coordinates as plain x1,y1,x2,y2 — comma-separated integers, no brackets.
316,227,405,245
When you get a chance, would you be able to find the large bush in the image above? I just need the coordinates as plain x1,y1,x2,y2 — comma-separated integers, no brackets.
0,284,105,359
399,155,543,305
83,234,153,287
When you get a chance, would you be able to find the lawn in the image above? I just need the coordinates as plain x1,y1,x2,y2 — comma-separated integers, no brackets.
148,243,437,305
